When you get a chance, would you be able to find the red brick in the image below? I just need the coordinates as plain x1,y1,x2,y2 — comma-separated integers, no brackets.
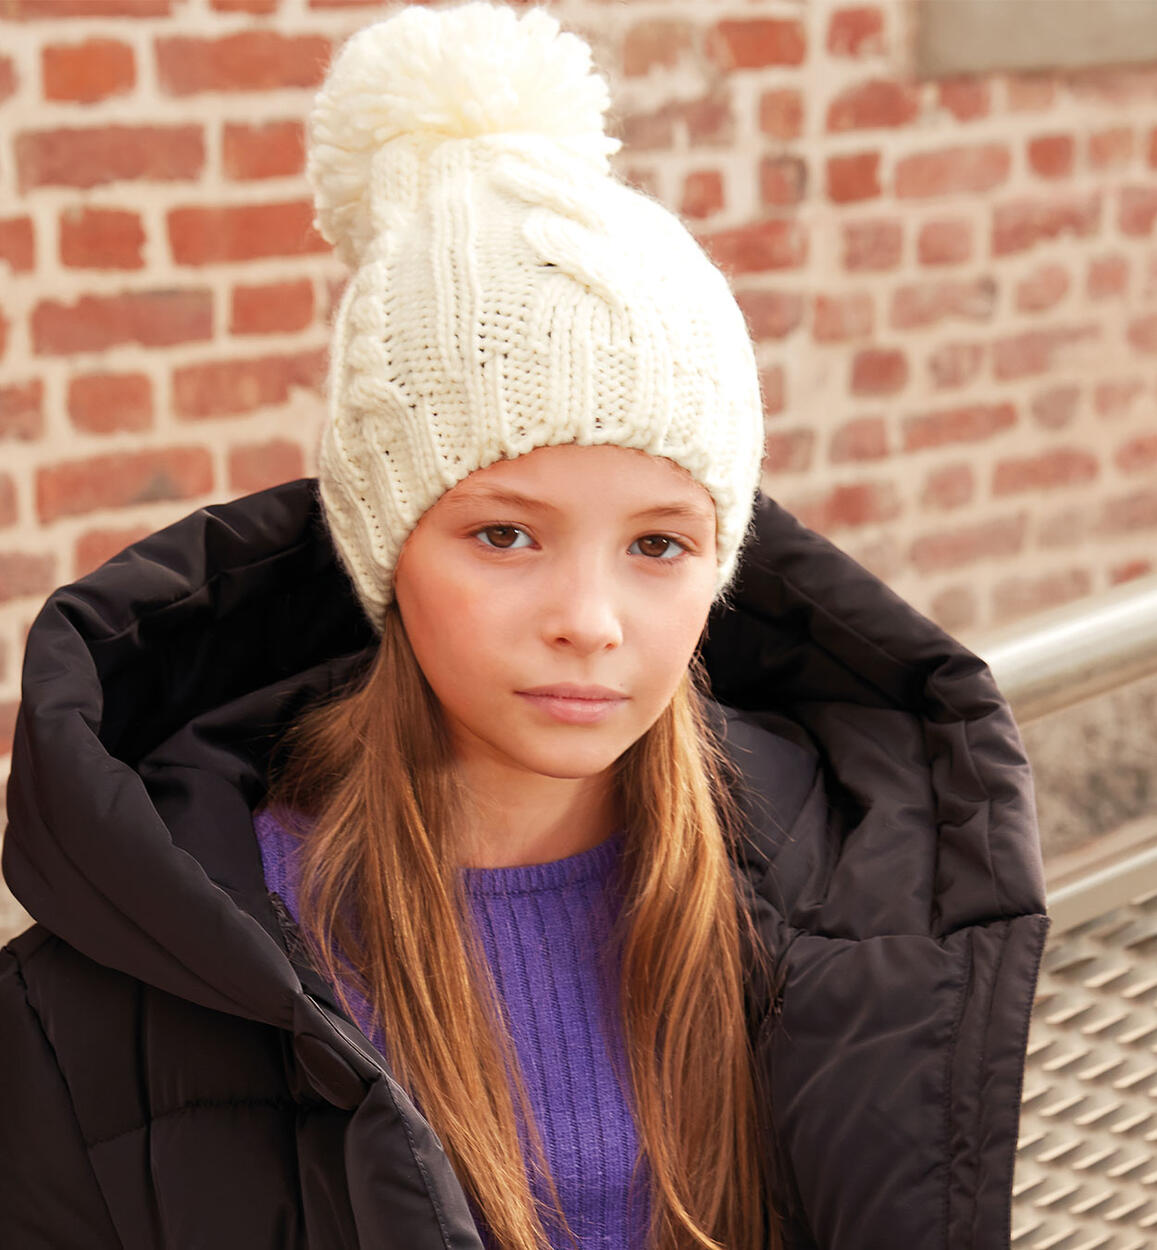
7,0,170,12
16,125,203,192
0,217,35,273
1094,378,1144,419
683,92,735,147
930,586,977,634
890,276,996,330
1127,313,1157,354
993,568,1091,624
1027,134,1074,179
787,481,902,532
927,342,985,390
622,166,660,198
916,218,971,267
826,80,919,132
1088,127,1134,170
681,170,724,220
699,219,807,275
0,379,44,441
43,38,134,103
0,55,17,102
1119,186,1157,236
0,552,57,604
736,290,804,340
992,193,1102,256
230,279,314,336
842,219,902,271
68,373,152,433
902,402,1016,452
156,33,330,96
826,152,880,203
228,439,306,494
59,206,145,270
812,292,874,342
830,415,887,462
919,462,974,511
851,348,907,396
36,447,213,523
1086,254,1129,301
32,290,212,355
909,513,1027,575
621,108,675,152
173,350,325,419
75,525,153,576
993,447,1099,495
1110,558,1153,585
896,144,1010,199
0,475,15,527
759,156,807,207
1006,75,1056,111
938,79,990,122
1016,263,1071,314
168,202,327,267
212,0,277,11
993,325,1098,380
764,428,813,473
1030,384,1080,430
1116,433,1157,474
760,365,786,416
758,89,803,141
827,7,885,57
1097,487,1157,534
222,120,304,181
708,19,806,70
623,19,694,77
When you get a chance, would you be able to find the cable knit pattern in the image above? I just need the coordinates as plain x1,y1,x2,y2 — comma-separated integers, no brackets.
305,1,765,630
253,807,650,1249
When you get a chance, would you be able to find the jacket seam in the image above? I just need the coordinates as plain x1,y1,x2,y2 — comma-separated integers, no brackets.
390,1083,456,1250
974,921,1010,1246
997,915,1049,1248
941,927,973,1250
85,1096,300,1151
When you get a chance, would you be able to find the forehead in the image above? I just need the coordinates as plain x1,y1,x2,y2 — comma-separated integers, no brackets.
443,443,715,520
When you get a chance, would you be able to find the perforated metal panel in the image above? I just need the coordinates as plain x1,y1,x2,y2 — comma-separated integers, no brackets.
1012,887,1157,1248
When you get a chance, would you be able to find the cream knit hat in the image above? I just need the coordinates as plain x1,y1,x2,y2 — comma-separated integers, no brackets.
306,0,766,632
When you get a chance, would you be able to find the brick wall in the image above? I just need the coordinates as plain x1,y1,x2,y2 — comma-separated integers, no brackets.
1,0,1156,935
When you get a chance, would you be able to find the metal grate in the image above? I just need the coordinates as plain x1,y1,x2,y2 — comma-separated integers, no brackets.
1012,888,1157,1248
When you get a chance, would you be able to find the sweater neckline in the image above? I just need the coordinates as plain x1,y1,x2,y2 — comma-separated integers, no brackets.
460,828,626,896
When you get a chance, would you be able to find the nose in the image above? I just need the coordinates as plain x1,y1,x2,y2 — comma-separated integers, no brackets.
539,554,624,656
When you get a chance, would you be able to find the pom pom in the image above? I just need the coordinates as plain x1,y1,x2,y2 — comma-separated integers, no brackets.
307,1,622,267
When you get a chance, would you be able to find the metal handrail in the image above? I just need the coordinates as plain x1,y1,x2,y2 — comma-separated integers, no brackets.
971,572,1157,724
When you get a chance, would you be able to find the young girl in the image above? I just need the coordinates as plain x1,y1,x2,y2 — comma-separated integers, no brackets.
0,4,1048,1249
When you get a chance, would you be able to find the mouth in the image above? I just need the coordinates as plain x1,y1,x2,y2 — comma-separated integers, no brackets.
515,685,628,726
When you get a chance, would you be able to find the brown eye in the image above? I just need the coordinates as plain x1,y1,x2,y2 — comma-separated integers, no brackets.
477,525,527,550
633,535,681,559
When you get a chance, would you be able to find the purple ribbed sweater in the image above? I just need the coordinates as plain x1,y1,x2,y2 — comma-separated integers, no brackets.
252,808,650,1250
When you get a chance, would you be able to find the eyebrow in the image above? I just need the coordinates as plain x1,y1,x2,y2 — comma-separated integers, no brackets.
444,487,713,525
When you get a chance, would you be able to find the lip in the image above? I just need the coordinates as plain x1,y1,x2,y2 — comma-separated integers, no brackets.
518,684,627,700
515,684,628,726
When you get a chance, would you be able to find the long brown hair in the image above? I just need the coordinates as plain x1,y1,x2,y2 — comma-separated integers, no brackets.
262,600,779,1250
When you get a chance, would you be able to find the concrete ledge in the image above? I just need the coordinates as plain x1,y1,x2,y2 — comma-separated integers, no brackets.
918,0,1157,77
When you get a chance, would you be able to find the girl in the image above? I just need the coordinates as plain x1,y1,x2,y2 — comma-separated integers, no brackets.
0,4,1048,1249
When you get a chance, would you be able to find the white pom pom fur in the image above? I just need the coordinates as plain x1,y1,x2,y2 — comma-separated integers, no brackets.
307,1,622,268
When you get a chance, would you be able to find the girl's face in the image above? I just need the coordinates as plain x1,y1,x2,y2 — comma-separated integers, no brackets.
393,443,719,783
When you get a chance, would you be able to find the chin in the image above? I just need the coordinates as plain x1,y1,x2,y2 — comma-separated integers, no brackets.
509,739,629,781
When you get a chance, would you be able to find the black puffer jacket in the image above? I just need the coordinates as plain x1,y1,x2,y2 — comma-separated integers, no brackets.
0,479,1048,1250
